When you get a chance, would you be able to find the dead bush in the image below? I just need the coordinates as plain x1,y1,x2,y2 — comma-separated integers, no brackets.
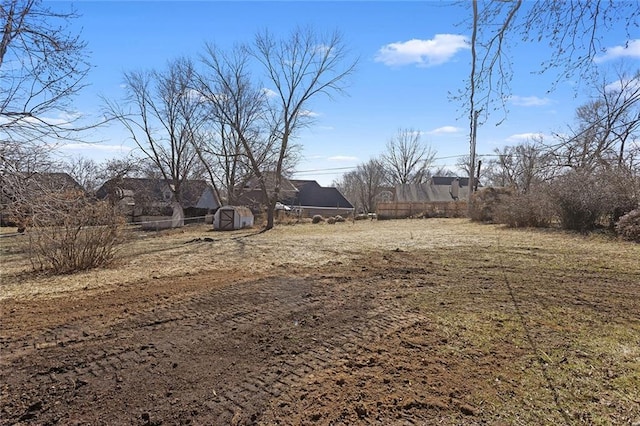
549,170,638,232
494,187,555,228
615,208,640,243
327,217,337,224
470,187,513,222
312,215,324,224
24,193,125,274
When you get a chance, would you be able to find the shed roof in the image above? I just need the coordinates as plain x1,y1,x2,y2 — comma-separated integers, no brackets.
218,205,253,216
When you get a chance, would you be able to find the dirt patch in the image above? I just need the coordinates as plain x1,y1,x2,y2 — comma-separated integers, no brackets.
1,220,639,424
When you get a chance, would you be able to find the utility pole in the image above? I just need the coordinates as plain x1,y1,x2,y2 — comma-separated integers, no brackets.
467,109,480,208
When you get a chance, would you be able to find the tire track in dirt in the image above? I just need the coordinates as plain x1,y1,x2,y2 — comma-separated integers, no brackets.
1,270,424,425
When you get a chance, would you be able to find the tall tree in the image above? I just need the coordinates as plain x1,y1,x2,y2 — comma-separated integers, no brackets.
456,154,486,190
462,1,640,120
0,0,90,143
463,1,640,207
250,27,357,229
335,158,387,214
196,44,270,206
382,128,436,185
104,58,206,227
62,156,100,193
490,138,553,192
1,0,92,228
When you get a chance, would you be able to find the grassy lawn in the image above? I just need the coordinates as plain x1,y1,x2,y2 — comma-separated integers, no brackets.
406,240,639,424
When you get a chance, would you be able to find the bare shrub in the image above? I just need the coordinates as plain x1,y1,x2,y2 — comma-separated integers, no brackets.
312,215,324,224
603,170,640,227
549,170,638,232
470,187,513,222
24,192,125,274
327,217,337,224
616,208,640,243
494,188,555,228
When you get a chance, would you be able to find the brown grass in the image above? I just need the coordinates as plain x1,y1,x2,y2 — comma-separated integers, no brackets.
1,218,638,422
1,219,637,301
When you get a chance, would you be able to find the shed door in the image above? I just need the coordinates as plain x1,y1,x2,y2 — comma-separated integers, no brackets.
219,209,235,230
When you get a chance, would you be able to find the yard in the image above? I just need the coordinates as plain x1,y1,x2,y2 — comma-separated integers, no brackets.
1,219,639,425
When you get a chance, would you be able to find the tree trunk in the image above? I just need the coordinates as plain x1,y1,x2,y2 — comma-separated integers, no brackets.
171,202,184,228
265,199,276,230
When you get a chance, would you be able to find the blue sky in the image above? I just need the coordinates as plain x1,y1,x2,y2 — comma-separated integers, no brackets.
56,1,640,186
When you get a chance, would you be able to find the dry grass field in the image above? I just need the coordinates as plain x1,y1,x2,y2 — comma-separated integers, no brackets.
1,218,639,424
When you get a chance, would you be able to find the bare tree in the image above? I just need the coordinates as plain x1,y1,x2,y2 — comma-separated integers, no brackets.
194,126,254,205
196,44,269,206
0,0,90,143
382,128,436,184
0,0,94,228
333,169,366,214
461,1,640,121
490,139,554,192
456,154,493,191
455,155,472,179
335,158,387,214
550,70,640,173
0,143,57,228
96,155,147,181
431,165,458,178
462,1,639,211
104,58,207,227
61,156,101,193
250,27,357,229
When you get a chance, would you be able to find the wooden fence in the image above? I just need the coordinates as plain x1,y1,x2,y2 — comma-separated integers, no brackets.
376,201,468,220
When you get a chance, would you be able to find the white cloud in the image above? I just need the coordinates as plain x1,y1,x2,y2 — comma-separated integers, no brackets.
427,126,460,134
0,112,82,127
605,76,640,93
375,34,469,67
510,95,552,107
328,155,358,162
298,109,320,118
314,44,332,56
505,133,545,143
595,39,640,63
262,88,278,98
